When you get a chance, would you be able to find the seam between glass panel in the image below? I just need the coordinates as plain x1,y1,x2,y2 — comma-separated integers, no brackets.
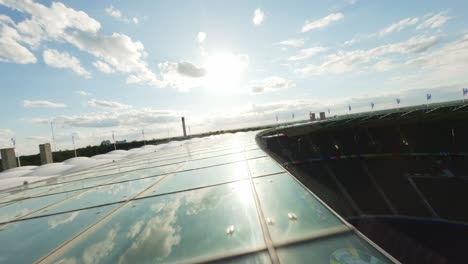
112,144,260,169
35,163,185,264
0,154,268,205
0,143,258,195
0,163,162,225
272,225,351,248
175,245,267,264
63,142,259,178
245,151,280,264
0,149,265,200
7,172,287,225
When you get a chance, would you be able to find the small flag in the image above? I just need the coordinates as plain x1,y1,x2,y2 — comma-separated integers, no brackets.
463,88,468,96
396,98,401,104
348,105,352,111
371,102,375,109
426,93,432,101
10,137,16,147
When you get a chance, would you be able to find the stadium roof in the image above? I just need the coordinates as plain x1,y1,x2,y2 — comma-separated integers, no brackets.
0,131,397,263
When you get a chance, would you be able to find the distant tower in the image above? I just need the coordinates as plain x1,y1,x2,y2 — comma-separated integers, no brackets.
1,148,17,170
39,143,53,165
181,117,187,137
319,112,326,120
309,112,316,121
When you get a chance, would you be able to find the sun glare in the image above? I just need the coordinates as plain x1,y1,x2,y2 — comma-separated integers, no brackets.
204,52,245,93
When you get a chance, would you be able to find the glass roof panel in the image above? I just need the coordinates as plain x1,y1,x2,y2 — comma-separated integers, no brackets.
183,153,246,171
0,204,118,263
41,173,125,195
253,173,345,242
107,164,179,183
138,161,250,197
211,251,271,264
244,149,268,160
248,157,284,177
0,190,79,223
30,177,161,217
49,180,265,263
276,232,393,264
0,182,71,204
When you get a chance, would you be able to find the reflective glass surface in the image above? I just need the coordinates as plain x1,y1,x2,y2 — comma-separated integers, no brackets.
0,191,78,223
0,182,70,204
50,181,265,263
248,157,284,177
253,173,345,242
30,177,160,217
0,131,396,263
0,204,118,263
182,153,246,171
139,161,250,197
277,233,392,264
211,251,271,264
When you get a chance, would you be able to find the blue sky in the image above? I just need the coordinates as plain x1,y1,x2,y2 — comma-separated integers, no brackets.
0,0,468,154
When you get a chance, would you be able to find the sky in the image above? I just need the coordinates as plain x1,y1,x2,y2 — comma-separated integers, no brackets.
0,0,468,155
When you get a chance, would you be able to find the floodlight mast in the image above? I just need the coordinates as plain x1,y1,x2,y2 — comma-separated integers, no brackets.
72,134,77,157
112,131,117,150
50,121,57,152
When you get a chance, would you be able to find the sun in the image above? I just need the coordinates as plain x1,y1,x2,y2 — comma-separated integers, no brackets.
204,52,245,93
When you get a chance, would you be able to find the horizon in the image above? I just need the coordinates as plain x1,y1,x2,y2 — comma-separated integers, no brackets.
1,0,468,155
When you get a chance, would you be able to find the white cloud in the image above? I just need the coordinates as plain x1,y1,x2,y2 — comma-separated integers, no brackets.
417,12,450,30
76,90,91,96
253,8,265,26
158,61,207,91
105,5,139,24
0,14,36,63
373,59,397,72
175,61,206,77
105,5,122,19
301,13,344,33
93,60,114,74
197,32,206,43
379,17,419,37
87,99,131,110
344,36,360,46
23,100,66,108
32,108,179,129
43,49,90,78
278,38,305,48
2,0,101,46
66,31,162,86
299,35,440,75
345,12,449,46
1,1,161,87
401,34,468,86
288,47,327,61
251,76,296,93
